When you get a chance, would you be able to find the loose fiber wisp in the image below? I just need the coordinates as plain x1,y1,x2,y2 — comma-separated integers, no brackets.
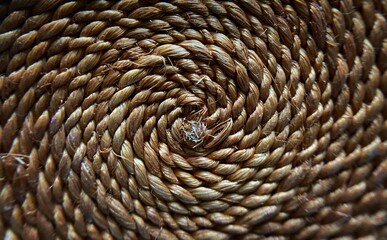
0,0,386,239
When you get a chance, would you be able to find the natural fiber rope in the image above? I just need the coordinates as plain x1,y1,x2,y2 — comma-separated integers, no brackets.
0,0,386,239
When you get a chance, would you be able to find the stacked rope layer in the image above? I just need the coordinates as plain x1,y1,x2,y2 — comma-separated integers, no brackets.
0,0,386,239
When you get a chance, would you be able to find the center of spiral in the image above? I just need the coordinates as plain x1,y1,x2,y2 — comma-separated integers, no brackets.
179,107,209,149
182,119,208,148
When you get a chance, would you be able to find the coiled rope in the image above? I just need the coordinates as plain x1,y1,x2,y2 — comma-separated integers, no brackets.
0,0,386,239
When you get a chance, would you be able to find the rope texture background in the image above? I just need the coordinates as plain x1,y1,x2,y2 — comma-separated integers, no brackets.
0,0,386,239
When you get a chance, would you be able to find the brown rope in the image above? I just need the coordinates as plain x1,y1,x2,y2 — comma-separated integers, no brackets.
0,0,386,239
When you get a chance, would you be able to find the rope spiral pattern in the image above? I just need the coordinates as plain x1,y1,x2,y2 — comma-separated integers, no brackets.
0,0,386,239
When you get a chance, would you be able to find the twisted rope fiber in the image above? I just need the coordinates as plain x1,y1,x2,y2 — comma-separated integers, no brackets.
0,0,386,239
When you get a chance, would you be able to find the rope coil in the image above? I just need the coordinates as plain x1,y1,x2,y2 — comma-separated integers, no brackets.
0,0,386,239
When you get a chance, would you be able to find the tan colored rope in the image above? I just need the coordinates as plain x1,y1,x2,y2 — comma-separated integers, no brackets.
0,0,386,239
